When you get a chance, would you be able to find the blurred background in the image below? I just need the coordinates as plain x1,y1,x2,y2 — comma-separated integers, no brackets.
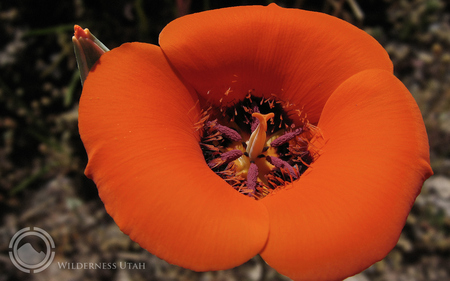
0,0,449,280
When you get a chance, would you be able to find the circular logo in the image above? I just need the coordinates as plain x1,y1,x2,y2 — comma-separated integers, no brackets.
9,227,55,273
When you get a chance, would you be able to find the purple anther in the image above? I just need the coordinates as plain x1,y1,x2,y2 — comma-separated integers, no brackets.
210,122,242,142
251,106,260,132
270,128,302,147
220,149,243,162
208,149,243,169
246,162,258,194
251,120,259,133
266,156,298,180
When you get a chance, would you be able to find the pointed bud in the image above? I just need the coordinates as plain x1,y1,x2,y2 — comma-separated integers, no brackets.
72,25,109,85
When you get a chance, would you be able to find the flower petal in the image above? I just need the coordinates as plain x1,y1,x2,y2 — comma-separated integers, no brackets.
259,69,432,281
79,43,269,271
159,4,392,123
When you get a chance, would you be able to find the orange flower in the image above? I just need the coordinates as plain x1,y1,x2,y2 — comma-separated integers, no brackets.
75,4,432,281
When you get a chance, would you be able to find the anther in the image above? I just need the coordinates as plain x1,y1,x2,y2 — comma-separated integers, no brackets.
266,156,298,180
250,106,260,132
221,149,243,162
246,163,258,195
270,128,302,147
207,120,242,142
208,149,243,168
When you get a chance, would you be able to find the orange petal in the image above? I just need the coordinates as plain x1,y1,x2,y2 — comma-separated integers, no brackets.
79,43,269,271
159,4,392,124
259,69,432,281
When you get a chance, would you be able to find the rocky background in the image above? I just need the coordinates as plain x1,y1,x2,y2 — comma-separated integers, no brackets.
0,0,449,280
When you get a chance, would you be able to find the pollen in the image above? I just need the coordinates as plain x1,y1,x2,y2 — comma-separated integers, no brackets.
199,93,321,199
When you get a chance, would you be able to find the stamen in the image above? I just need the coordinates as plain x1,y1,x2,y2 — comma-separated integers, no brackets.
270,128,302,147
207,120,242,142
221,149,244,162
208,149,243,169
246,163,258,195
200,143,220,152
246,112,274,161
266,156,298,180
250,106,260,132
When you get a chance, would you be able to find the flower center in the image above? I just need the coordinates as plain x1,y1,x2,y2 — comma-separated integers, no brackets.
197,94,320,200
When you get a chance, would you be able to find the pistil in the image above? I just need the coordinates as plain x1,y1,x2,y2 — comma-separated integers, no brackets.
246,112,274,161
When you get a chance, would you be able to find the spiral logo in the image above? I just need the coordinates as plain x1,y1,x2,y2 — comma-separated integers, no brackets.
9,227,55,273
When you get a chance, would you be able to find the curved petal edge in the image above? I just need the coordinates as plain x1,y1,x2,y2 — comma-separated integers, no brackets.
260,69,432,281
79,42,270,271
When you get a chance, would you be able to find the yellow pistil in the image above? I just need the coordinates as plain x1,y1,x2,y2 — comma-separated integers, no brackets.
246,112,274,161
